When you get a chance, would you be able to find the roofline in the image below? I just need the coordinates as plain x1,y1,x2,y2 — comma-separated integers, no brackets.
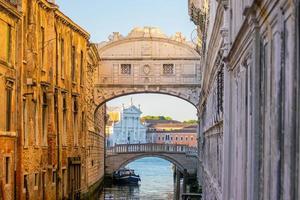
54,9,90,40
97,37,200,57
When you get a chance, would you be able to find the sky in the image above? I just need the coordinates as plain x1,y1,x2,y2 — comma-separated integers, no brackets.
55,0,197,121
107,94,197,121
56,0,195,42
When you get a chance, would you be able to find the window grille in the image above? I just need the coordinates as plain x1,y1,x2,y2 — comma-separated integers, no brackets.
121,64,131,75
163,64,174,75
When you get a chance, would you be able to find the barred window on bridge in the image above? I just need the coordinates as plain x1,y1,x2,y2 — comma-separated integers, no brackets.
121,64,132,75
163,64,174,75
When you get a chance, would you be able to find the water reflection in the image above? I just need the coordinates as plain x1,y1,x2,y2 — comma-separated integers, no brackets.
100,157,175,200
101,185,140,199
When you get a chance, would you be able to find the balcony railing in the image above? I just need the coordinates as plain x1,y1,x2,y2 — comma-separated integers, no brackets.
106,143,198,157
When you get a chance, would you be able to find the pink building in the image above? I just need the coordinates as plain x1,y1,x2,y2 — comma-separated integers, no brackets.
145,120,197,147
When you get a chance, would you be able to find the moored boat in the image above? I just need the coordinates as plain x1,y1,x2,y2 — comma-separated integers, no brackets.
113,168,141,185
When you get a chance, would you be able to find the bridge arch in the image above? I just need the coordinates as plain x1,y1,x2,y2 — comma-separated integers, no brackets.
94,91,199,115
105,144,198,176
93,27,201,109
117,154,186,173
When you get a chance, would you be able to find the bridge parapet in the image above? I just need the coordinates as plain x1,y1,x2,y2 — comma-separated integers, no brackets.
106,143,198,157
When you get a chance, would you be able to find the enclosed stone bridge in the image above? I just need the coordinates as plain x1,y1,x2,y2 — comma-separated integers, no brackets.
93,27,201,108
105,143,198,175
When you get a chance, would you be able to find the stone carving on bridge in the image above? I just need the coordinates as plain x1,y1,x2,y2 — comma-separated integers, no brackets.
94,85,201,108
94,27,202,108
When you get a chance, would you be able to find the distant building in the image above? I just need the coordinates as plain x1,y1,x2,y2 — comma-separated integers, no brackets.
107,104,147,146
146,120,197,147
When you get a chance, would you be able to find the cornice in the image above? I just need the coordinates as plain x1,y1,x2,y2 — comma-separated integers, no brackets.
99,57,201,61
88,43,101,62
36,0,57,12
201,4,224,93
54,10,90,40
94,84,201,88
98,37,199,57
0,0,22,19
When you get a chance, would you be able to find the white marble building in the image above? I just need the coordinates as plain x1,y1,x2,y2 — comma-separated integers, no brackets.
109,104,147,146
189,0,300,200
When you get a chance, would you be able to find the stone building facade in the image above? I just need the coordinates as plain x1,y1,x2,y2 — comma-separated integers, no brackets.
0,1,21,199
0,0,106,199
190,0,300,199
146,120,197,147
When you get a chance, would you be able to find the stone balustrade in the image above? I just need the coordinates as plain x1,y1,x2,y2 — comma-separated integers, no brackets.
106,143,198,156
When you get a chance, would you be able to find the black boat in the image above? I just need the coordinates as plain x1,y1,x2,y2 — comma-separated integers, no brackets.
113,168,141,185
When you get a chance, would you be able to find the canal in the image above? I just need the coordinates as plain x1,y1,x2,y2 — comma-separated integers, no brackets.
99,157,176,199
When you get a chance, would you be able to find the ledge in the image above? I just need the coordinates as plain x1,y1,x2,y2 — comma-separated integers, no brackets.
0,131,17,137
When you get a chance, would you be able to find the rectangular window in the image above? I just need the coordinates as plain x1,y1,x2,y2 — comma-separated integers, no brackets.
23,99,28,147
41,27,45,68
71,45,76,82
81,111,85,138
34,173,38,187
6,24,11,63
34,102,38,145
5,157,10,184
61,38,65,78
6,88,12,131
54,92,58,147
163,64,174,75
73,97,78,146
217,65,224,114
42,171,46,187
166,135,170,140
120,64,131,75
62,169,67,198
62,94,67,146
52,170,56,184
24,174,28,190
80,51,84,85
42,91,48,146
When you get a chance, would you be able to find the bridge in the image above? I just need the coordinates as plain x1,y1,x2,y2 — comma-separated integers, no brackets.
93,27,201,108
105,143,198,175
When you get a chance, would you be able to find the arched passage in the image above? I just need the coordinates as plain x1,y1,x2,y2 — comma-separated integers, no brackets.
105,150,198,176
94,91,199,116
117,154,185,173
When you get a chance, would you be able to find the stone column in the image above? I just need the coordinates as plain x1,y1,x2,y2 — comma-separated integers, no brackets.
248,9,261,200
182,169,188,194
174,167,181,200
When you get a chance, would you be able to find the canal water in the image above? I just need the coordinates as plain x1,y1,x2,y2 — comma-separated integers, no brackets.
99,157,175,200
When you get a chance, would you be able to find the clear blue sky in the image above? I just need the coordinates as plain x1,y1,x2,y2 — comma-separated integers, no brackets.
107,94,197,121
56,0,195,42
56,0,197,121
